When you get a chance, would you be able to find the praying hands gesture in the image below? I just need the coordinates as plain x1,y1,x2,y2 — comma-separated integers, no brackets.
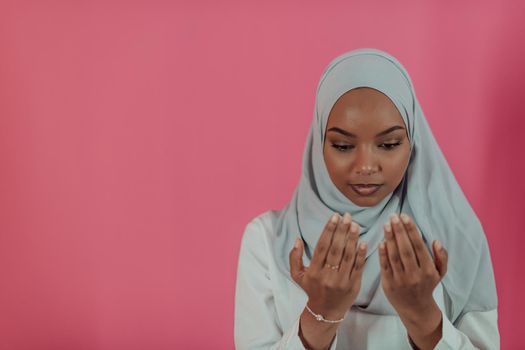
379,213,449,350
289,212,367,350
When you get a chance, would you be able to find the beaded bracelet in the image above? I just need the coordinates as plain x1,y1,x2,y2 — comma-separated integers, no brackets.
305,304,346,323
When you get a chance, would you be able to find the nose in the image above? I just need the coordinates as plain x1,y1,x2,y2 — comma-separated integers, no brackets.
354,146,379,175
356,166,376,175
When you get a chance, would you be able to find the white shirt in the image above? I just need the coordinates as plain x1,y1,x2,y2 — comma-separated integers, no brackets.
234,210,500,349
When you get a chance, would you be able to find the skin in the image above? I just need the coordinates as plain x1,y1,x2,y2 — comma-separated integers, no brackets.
380,213,448,349
290,212,367,350
288,87,449,350
322,87,411,207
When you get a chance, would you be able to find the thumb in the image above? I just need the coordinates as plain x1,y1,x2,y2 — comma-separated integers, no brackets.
289,237,306,285
433,240,448,279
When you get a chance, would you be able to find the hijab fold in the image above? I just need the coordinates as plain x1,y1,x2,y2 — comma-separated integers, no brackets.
271,48,497,325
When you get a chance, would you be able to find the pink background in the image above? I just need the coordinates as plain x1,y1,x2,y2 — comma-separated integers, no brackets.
1,0,524,349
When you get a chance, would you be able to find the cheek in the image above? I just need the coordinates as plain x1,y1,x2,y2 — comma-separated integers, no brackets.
323,149,348,183
385,147,411,177
325,152,348,173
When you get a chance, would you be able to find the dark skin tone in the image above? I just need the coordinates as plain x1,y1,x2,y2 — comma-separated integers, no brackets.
290,87,449,350
322,87,411,207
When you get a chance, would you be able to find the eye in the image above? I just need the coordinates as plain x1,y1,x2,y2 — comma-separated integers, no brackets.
331,142,402,152
381,142,402,150
331,144,354,152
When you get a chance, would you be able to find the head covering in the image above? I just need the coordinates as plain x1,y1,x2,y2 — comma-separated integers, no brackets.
271,48,497,325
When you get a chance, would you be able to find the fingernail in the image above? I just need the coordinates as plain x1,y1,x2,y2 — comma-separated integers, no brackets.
390,214,399,224
384,222,391,233
342,212,351,224
294,238,301,249
435,240,442,251
359,242,367,250
351,222,359,233
331,213,339,223
400,213,409,224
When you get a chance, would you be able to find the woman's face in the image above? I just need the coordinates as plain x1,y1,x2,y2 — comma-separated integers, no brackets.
323,87,411,207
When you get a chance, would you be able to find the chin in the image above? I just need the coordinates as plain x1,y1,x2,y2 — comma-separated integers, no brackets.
346,194,383,207
352,199,379,207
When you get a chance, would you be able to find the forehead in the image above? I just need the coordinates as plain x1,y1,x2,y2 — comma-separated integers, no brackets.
326,87,404,128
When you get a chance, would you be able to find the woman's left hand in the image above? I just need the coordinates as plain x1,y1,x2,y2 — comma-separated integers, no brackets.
378,213,448,324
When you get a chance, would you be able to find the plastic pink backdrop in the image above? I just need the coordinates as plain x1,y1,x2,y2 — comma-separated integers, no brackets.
1,0,524,349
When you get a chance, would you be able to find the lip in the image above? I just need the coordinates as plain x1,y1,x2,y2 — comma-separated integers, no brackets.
350,184,382,196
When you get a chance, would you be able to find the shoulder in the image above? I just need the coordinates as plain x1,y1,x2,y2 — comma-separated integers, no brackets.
246,209,281,232
241,209,282,246
238,209,283,261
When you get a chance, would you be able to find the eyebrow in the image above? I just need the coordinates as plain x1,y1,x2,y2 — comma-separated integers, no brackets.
326,125,405,138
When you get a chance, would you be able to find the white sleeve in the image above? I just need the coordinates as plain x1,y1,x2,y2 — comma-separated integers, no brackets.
407,309,499,350
234,218,339,350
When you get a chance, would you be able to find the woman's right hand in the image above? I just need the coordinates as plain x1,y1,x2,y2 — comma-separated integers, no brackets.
289,212,367,320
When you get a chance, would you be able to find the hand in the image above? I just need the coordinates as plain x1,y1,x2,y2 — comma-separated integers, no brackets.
379,213,448,349
289,212,367,320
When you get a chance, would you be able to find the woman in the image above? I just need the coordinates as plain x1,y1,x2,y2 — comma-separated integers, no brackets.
234,48,499,349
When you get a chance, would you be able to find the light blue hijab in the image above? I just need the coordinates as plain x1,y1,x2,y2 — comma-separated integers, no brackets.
271,48,497,325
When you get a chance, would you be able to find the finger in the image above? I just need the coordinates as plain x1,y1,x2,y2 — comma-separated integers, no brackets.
289,237,305,284
325,212,352,268
400,213,433,268
349,241,367,284
390,213,418,272
384,221,403,277
378,240,393,279
433,240,448,278
310,213,340,273
339,221,360,277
